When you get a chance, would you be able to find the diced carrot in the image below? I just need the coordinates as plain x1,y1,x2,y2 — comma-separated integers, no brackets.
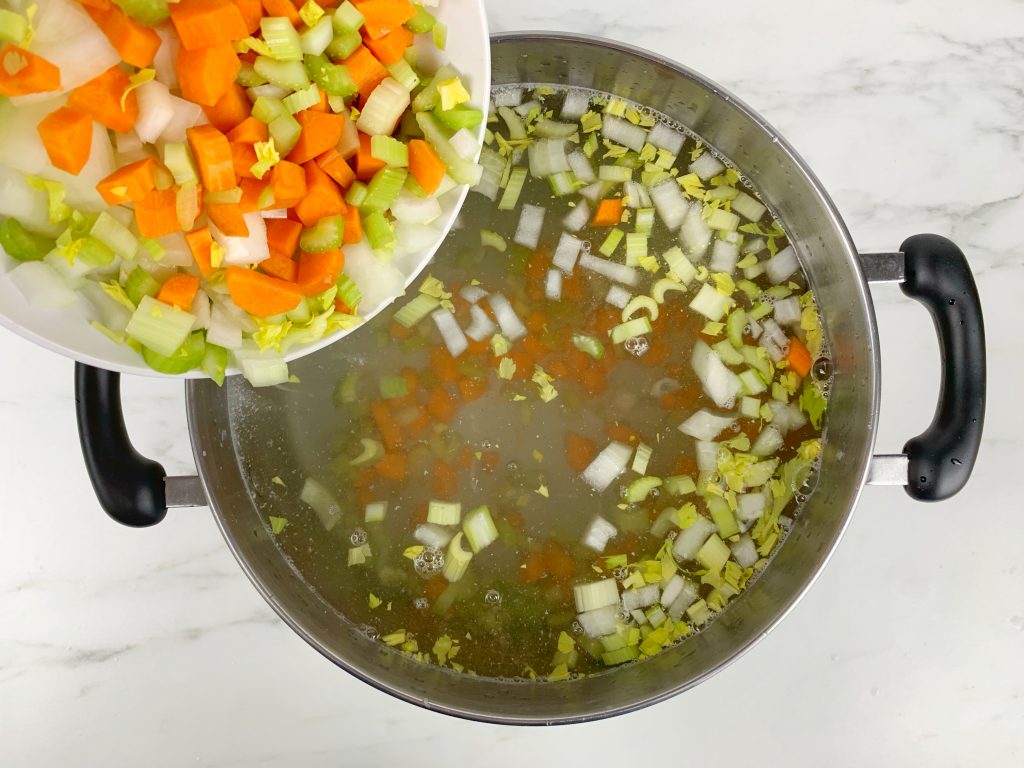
67,66,137,132
357,0,415,40
375,452,408,482
75,0,111,8
230,141,257,179
293,162,346,227
296,249,345,296
787,336,813,377
425,386,456,423
429,346,460,383
309,87,330,112
591,198,624,227
96,157,158,206
134,188,181,238
363,24,413,64
338,204,361,244
580,365,608,396
544,540,576,583
315,148,356,189
480,451,499,472
187,124,236,192
371,401,403,451
265,217,302,258
340,45,388,103
238,177,267,212
659,385,701,411
259,251,298,282
156,273,201,310
232,0,262,33
607,422,641,445
169,0,249,51
203,82,251,133
457,377,487,402
270,160,307,208
83,6,161,68
354,130,387,181
36,107,92,176
224,265,303,316
672,454,699,477
259,0,299,24
227,116,269,144
565,432,597,473
407,138,445,194
431,461,458,498
424,574,447,603
287,110,346,165
0,45,61,97
520,551,546,584
176,43,241,107
207,203,249,236
185,226,216,275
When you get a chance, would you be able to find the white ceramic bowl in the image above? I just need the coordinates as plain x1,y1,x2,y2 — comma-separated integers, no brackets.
0,0,490,378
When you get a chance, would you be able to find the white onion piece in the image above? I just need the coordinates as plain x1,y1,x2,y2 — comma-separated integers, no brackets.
487,293,526,341
623,180,650,208
390,192,442,224
9,261,79,309
578,181,607,202
582,516,618,553
463,304,496,342
602,115,647,151
621,584,660,611
605,284,631,308
678,409,736,441
394,221,440,256
731,535,760,568
581,441,632,492
493,88,523,108
695,440,719,472
567,150,596,183
562,201,591,233
160,95,204,143
773,295,801,326
665,580,700,619
659,574,687,608
560,90,590,120
206,304,244,349
0,165,60,237
153,25,181,90
680,200,713,259
79,281,131,331
459,285,489,304
692,340,742,407
709,238,740,273
758,318,790,362
190,289,211,331
527,138,570,178
647,122,685,155
649,179,688,230
414,523,454,549
769,400,808,434
736,492,767,523
579,252,640,286
545,268,563,300
672,516,716,562
114,130,148,164
22,4,119,99
431,309,468,357
134,81,175,144
764,245,799,284
449,128,478,160
514,99,541,117
751,425,784,457
513,204,545,249
552,232,582,273
689,152,725,181
211,214,269,266
577,605,618,638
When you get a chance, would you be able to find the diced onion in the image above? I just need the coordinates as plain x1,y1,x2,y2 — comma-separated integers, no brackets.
680,200,712,259
552,232,582,273
773,296,801,326
581,441,632,492
731,535,759,568
527,138,571,178
463,304,496,342
582,516,618,552
513,204,546,249
562,201,591,233
579,252,640,286
709,238,740,273
694,440,720,471
560,90,590,120
134,80,174,144
672,516,716,561
449,127,479,160
678,409,736,441
493,88,523,108
647,122,685,155
649,179,688,230
692,340,742,407
431,309,468,357
605,284,631,308
689,152,725,181
576,605,618,638
567,150,595,183
487,293,527,341
602,115,647,152
211,214,269,266
751,425,784,456
460,285,488,304
764,245,799,284
622,584,660,611
736,492,767,523
545,268,563,300
415,523,455,549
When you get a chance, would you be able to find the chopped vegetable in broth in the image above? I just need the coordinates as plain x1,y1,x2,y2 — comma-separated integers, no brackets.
253,86,831,680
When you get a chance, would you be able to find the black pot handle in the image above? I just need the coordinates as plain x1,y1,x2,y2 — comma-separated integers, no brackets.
75,364,168,527
898,234,986,501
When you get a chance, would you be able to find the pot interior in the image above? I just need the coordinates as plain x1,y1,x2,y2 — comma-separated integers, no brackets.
187,33,879,724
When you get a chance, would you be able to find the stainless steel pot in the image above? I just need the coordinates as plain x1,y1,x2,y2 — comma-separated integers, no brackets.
75,33,986,725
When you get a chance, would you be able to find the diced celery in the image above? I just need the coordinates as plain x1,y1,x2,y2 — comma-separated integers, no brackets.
696,533,731,572
90,212,137,260
415,112,483,185
113,0,170,26
427,500,461,525
393,293,440,328
299,15,333,56
0,9,29,44
0,219,53,262
236,61,268,88
386,58,420,92
610,316,652,344
599,228,624,257
357,78,411,136
125,266,161,305
362,211,395,250
325,29,362,60
379,374,409,399
142,330,206,375
707,496,739,538
664,475,696,496
252,95,287,124
480,230,506,252
370,135,409,167
433,21,447,50
332,0,364,32
125,296,196,357
497,167,527,211
299,214,344,253
202,343,229,386
572,333,605,360
268,113,302,156
547,171,579,197
344,181,368,207
254,56,310,91
335,273,362,311
405,4,436,33
361,167,408,212
260,17,303,62
304,53,358,97
283,83,322,114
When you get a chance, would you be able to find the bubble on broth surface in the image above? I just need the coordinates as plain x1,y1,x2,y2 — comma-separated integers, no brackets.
624,336,649,357
484,589,502,606
414,546,444,577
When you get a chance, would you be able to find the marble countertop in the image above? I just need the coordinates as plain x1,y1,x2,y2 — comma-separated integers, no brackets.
2,0,1022,764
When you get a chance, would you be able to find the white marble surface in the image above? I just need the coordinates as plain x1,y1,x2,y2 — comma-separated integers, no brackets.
2,0,1022,764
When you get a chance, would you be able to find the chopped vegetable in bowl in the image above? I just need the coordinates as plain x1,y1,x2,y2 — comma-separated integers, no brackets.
0,0,486,385
242,85,833,680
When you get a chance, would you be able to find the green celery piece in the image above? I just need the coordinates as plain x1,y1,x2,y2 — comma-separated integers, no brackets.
253,56,310,91
260,17,303,62
125,266,161,306
344,180,368,207
304,54,358,97
325,29,362,61
360,167,408,212
142,331,206,375
269,113,302,156
335,273,362,311
405,4,436,33
414,112,482,185
252,95,287,124
411,64,457,113
113,0,169,26
433,105,483,131
362,211,395,250
299,214,344,253
332,1,364,32
236,61,268,88
0,9,29,44
202,343,229,386
378,374,409,399
0,218,54,261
